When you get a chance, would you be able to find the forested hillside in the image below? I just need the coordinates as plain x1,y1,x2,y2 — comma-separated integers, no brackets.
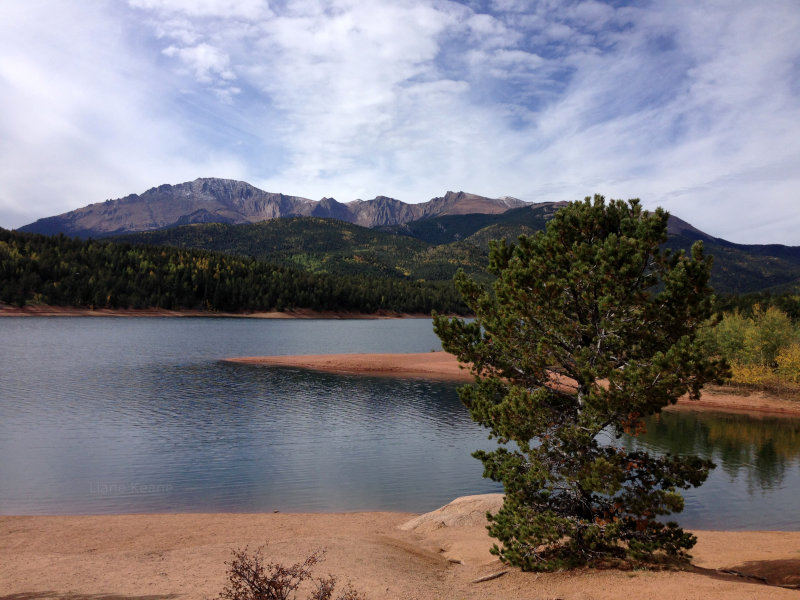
376,202,565,244
0,229,467,314
112,209,800,295
5,200,800,315
112,218,492,282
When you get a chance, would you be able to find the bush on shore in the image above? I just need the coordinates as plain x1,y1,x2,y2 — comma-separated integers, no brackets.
217,544,366,600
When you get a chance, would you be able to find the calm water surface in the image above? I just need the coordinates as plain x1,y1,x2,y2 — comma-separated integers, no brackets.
1,317,798,530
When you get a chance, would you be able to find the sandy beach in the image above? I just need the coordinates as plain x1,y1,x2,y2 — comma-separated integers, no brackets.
0,304,433,319
226,351,800,417
2,495,799,599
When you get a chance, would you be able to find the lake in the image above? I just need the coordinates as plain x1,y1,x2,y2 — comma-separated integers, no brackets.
1,317,798,530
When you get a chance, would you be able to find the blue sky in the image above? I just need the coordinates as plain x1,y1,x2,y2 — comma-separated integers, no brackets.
1,0,799,244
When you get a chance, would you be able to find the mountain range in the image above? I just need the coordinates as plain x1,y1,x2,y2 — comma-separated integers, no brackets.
19,177,528,238
16,178,800,295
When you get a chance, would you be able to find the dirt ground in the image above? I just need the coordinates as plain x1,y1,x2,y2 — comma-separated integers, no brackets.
1,495,799,600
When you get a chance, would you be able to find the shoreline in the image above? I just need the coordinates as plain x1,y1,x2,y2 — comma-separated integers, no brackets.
2,496,798,599
0,304,434,319
226,351,800,417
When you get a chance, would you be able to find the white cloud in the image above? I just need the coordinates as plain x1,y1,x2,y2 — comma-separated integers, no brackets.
0,1,248,226
163,42,236,83
569,1,615,29
129,0,271,19
1,0,799,245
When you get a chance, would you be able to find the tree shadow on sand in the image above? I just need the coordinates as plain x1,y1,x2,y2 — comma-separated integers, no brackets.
694,558,800,590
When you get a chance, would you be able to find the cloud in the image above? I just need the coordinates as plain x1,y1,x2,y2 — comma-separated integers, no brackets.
0,1,249,226
0,0,799,245
129,0,271,19
162,43,236,84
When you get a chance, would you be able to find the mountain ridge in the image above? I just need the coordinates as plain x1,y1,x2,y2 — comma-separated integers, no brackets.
19,178,530,238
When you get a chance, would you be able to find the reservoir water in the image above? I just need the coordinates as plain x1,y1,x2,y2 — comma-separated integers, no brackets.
1,317,798,530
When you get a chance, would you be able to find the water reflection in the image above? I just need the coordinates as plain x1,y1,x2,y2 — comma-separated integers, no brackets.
0,354,499,515
625,410,800,529
632,411,800,487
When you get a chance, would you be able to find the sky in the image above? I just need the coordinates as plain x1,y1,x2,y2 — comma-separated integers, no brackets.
1,1,799,244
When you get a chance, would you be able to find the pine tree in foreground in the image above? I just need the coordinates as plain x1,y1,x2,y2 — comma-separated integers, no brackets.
434,195,728,571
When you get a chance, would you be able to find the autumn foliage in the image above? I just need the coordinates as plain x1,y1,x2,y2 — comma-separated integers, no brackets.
701,305,800,393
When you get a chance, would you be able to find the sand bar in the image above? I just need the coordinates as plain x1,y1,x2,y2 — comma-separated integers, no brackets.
2,495,799,599
227,351,474,381
226,351,800,416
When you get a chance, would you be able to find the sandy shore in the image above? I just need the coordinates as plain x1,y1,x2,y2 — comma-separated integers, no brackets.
2,495,798,599
0,304,433,319
226,352,800,416
227,351,475,381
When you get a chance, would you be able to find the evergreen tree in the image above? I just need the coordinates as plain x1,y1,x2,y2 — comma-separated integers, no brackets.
434,196,727,570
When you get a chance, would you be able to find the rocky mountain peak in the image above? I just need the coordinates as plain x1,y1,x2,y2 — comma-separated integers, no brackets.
19,178,532,238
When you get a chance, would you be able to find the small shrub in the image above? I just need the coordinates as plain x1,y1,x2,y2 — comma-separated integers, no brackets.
217,544,366,600
729,361,773,387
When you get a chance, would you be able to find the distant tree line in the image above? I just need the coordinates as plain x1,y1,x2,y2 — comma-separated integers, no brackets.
0,229,468,315
715,292,800,320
